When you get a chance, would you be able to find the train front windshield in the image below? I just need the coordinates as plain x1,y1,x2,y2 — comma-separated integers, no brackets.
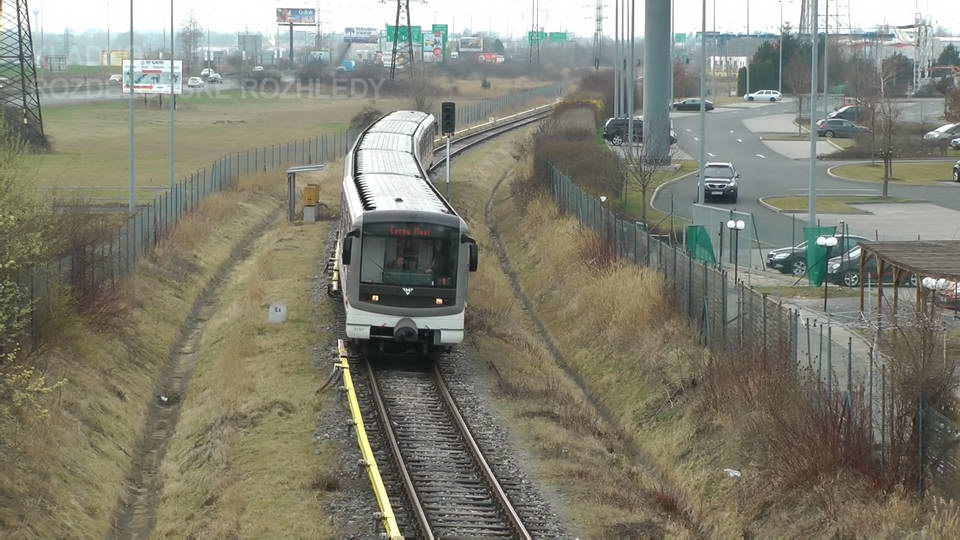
359,223,460,288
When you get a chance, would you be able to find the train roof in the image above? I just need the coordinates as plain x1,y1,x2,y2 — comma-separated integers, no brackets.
349,110,455,216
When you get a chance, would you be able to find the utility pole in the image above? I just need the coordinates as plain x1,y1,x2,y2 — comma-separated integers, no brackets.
698,0,707,204
627,0,634,155
128,0,136,213
170,0,176,190
807,0,819,227
745,0,750,96
778,0,783,94
106,0,110,58
822,0,829,121
614,0,619,116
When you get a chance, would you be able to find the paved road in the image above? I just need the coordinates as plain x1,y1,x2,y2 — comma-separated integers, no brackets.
654,100,960,251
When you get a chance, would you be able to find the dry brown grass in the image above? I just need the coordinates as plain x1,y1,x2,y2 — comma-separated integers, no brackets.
0,175,288,539
472,125,960,538
152,218,335,539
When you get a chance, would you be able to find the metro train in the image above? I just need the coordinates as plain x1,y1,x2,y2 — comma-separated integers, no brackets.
334,110,478,350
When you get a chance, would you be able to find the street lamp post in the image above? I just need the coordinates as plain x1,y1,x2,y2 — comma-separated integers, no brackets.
745,0,750,97
726,219,746,285
816,235,838,311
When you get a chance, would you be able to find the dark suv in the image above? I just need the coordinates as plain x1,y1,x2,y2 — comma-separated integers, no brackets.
828,105,864,122
766,233,870,276
603,116,678,146
700,162,739,203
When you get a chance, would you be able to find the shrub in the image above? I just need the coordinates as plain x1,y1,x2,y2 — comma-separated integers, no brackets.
349,106,384,133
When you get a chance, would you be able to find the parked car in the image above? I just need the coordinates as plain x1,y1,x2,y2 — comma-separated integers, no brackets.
700,162,739,203
766,233,871,276
200,68,212,77
816,118,869,138
954,159,960,182
825,244,917,287
108,74,123,85
828,104,864,122
252,65,265,72
923,123,960,146
602,116,678,146
927,278,960,311
949,137,960,151
744,89,781,102
187,76,205,88
672,98,714,111
207,73,223,84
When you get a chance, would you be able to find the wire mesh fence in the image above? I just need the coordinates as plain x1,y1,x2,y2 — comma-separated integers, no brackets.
547,161,960,496
13,85,562,344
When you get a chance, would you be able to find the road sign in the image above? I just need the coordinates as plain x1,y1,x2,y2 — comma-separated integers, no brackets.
527,31,547,44
549,32,570,42
386,25,422,44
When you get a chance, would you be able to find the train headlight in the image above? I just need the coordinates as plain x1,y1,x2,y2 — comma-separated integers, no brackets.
371,295,380,302
435,298,444,305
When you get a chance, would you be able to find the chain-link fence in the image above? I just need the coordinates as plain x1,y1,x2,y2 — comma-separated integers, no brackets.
548,161,958,496
12,85,563,343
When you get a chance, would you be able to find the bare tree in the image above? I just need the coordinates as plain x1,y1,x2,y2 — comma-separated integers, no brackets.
618,140,676,224
408,71,439,112
876,63,904,198
179,11,204,74
784,58,810,136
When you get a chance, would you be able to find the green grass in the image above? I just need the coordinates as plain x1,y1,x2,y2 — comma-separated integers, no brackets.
831,162,956,185
764,195,913,214
30,81,554,198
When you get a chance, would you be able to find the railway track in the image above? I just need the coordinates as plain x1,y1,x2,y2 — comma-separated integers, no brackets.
352,349,532,540
333,104,557,538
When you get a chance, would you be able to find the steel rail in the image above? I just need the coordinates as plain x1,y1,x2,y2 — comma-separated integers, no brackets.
431,362,533,540
363,358,434,540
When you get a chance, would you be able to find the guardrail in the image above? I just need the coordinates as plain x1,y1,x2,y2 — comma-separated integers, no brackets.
335,340,402,540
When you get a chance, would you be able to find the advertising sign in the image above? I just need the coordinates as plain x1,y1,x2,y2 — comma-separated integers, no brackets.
459,36,483,52
345,27,379,44
121,59,183,95
386,25,422,44
422,31,445,63
276,8,316,25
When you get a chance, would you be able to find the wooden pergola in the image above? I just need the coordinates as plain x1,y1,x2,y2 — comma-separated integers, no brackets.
859,241,960,313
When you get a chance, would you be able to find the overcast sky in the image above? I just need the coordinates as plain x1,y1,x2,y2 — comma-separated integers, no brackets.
31,0,960,41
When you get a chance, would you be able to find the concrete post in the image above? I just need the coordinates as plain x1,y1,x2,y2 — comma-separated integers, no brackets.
643,0,671,162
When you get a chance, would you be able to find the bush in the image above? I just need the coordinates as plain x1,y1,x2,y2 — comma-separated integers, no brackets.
296,64,332,85
240,70,283,91
350,106,384,133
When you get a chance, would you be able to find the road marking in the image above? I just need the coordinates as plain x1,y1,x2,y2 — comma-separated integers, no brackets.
685,128,692,132
736,138,743,143
707,152,717,157
729,130,735,134
755,154,767,159
694,136,700,141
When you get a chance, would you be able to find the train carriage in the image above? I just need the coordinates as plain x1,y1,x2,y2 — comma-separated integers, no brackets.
336,110,477,348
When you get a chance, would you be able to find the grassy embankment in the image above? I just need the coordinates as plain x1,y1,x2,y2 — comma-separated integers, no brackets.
832,162,956,184
450,126,702,538
0,173,302,538
765,195,914,214
31,76,554,200
151,174,339,538
457,112,960,538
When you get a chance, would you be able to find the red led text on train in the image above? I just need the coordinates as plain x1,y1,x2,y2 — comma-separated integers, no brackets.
389,226,433,237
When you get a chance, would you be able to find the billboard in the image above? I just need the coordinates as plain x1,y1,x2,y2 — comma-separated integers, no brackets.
345,27,379,44
423,30,445,63
121,60,183,95
100,50,130,67
459,36,483,52
276,8,316,25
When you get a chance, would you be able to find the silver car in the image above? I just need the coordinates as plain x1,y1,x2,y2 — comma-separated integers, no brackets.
924,123,960,146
